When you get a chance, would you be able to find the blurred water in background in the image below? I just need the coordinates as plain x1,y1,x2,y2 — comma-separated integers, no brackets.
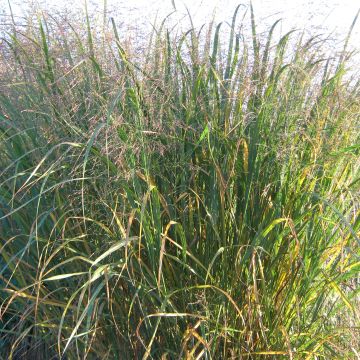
1,0,359,66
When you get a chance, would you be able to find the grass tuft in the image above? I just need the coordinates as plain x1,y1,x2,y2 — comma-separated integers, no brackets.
0,5,359,359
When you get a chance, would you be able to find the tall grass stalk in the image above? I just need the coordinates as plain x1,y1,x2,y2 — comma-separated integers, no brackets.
0,5,359,359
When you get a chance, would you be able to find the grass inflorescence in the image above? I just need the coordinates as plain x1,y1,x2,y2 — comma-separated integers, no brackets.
0,4,359,359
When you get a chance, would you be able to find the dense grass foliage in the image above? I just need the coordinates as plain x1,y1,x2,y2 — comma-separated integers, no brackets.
0,5,359,359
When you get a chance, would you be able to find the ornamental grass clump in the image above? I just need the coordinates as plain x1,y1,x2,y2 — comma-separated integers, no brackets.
0,4,359,359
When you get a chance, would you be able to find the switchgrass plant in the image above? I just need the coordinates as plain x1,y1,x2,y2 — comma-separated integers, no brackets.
0,4,359,359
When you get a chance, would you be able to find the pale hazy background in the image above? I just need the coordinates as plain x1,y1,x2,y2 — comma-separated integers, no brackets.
1,0,360,58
